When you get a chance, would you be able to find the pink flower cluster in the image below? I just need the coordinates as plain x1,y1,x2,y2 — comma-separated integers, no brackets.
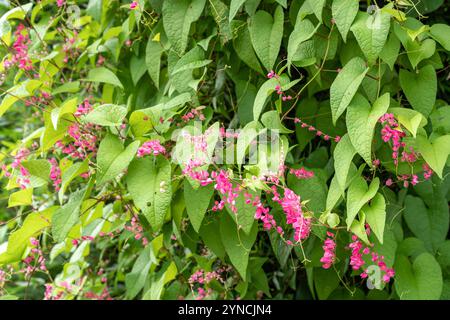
293,117,341,142
137,140,166,157
188,267,229,300
24,90,53,107
62,31,79,64
130,1,138,9
64,123,98,158
181,107,206,122
84,288,113,300
289,167,314,179
379,113,406,165
248,192,278,232
348,234,395,283
49,158,62,191
2,148,31,189
74,99,93,117
320,232,336,269
379,113,434,187
280,188,311,242
57,0,65,7
3,24,33,71
124,215,149,246
211,170,240,213
71,235,95,247
21,238,47,278
267,70,292,101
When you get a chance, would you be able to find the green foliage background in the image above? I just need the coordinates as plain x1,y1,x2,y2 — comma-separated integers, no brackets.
0,0,449,300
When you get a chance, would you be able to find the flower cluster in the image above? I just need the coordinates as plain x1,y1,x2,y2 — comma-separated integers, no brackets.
137,140,166,157
379,113,433,187
280,188,311,242
1,148,31,189
379,113,406,165
49,158,62,191
3,24,33,71
21,238,47,278
293,117,341,142
320,232,336,269
348,234,395,284
288,167,314,179
124,215,149,246
267,70,292,101
188,267,229,300
181,107,206,122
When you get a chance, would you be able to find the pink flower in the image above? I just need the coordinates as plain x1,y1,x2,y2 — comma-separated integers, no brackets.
57,0,65,7
130,1,138,9
281,188,311,242
137,140,166,157
289,167,314,179
320,232,336,269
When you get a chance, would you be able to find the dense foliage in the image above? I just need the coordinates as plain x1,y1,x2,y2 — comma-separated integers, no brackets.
0,0,449,300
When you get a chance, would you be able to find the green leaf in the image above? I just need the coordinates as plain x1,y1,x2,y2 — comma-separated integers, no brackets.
331,0,359,42
248,6,284,71
261,110,293,134
415,134,450,179
146,33,163,89
184,180,214,232
144,261,178,300
405,38,436,69
430,24,450,51
0,80,41,117
199,217,226,259
125,245,155,299
346,176,380,228
84,67,124,89
288,169,327,213
404,194,449,252
253,76,288,121
287,18,318,66
21,160,51,188
172,59,212,75
96,134,140,185
389,107,427,137
8,188,33,208
362,193,386,244
232,21,264,73
83,104,127,126
394,253,443,300
379,32,401,70
52,189,85,243
229,0,246,21
305,0,325,21
346,93,390,166
58,160,89,204
130,55,146,85
126,157,172,232
220,212,258,279
0,207,54,265
53,81,80,95
350,11,391,64
162,0,206,55
209,0,233,44
399,65,437,117
225,189,259,235
333,134,357,193
330,57,369,124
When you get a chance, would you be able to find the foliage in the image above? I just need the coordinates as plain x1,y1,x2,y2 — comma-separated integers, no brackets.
0,0,449,300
